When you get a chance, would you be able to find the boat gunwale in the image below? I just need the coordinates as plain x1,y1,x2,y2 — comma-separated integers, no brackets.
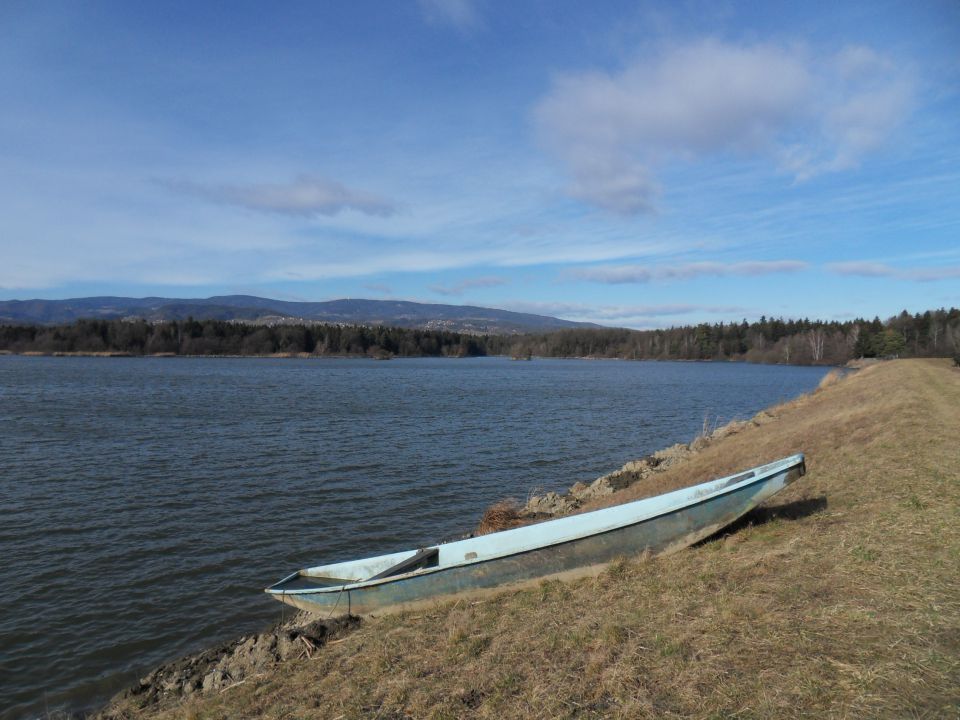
266,453,804,596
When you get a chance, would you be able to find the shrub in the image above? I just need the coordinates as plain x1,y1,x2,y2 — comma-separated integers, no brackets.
475,500,525,535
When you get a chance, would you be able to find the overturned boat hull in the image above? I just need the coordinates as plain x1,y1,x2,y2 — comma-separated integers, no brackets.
266,454,805,616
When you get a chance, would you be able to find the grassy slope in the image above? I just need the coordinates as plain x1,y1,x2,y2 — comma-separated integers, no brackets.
111,360,959,719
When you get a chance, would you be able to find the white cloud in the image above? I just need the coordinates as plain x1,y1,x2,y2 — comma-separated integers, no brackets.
827,261,960,282
418,0,479,30
535,40,913,214
429,275,508,296
169,175,397,218
568,260,809,284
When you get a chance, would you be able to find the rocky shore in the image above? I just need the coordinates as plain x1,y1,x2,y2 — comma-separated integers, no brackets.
86,361,960,720
518,413,776,518
91,361,960,719
96,615,358,718
97,405,790,717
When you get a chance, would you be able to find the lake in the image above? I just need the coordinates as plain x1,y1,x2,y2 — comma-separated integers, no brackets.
0,356,830,719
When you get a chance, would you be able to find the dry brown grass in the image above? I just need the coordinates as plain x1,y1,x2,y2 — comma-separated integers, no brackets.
815,367,843,391
475,500,526,535
104,360,960,719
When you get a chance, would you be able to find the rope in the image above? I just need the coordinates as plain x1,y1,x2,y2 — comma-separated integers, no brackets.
326,585,348,620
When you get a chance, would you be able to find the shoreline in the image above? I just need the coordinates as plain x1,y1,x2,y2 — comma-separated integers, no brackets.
0,349,848,369
90,424,733,717
91,366,834,718
91,359,960,718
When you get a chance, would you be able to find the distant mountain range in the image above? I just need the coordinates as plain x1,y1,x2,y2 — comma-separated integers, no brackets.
0,296,601,334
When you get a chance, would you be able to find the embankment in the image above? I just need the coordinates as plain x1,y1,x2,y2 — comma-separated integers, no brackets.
99,359,960,719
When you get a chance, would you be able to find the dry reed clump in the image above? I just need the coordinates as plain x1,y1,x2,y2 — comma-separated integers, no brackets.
475,500,527,535
100,360,960,720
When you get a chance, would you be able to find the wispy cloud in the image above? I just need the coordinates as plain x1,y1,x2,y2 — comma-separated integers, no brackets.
429,275,508,296
168,175,397,218
418,0,480,31
363,282,393,295
502,301,750,328
568,260,809,284
535,40,913,214
827,261,960,282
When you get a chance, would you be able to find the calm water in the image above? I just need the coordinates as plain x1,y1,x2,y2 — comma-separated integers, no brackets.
0,356,829,718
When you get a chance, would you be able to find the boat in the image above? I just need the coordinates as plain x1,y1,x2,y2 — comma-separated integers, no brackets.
265,453,805,616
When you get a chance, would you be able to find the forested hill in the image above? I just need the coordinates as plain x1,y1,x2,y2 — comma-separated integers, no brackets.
1,308,958,366
0,296,598,334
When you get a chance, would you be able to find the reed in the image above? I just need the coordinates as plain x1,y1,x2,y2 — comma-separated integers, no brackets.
475,500,525,535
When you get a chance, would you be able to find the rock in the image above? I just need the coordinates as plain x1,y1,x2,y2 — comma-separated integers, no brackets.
182,675,201,695
235,636,256,657
160,677,180,693
652,443,690,463
100,615,361,715
524,491,574,516
520,439,712,520
712,419,749,440
202,668,228,692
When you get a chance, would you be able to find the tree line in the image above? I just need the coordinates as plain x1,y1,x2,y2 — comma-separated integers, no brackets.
0,308,958,366
505,308,960,365
0,319,487,359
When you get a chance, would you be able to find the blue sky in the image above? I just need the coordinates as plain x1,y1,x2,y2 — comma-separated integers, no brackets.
1,0,958,328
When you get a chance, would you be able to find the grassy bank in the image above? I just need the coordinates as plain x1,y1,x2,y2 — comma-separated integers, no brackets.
102,360,959,719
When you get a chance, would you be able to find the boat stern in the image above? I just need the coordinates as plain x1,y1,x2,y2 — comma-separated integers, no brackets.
264,571,356,614
784,453,806,484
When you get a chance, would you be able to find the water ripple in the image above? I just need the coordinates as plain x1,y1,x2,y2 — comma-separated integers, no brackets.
0,355,829,719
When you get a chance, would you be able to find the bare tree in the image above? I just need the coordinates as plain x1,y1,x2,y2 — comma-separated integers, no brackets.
806,329,825,363
929,321,940,353
847,324,860,354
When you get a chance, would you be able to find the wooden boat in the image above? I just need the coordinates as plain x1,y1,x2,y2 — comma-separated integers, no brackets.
266,454,805,615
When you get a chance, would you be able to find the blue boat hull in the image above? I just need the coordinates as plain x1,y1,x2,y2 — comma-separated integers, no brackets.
268,458,805,616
